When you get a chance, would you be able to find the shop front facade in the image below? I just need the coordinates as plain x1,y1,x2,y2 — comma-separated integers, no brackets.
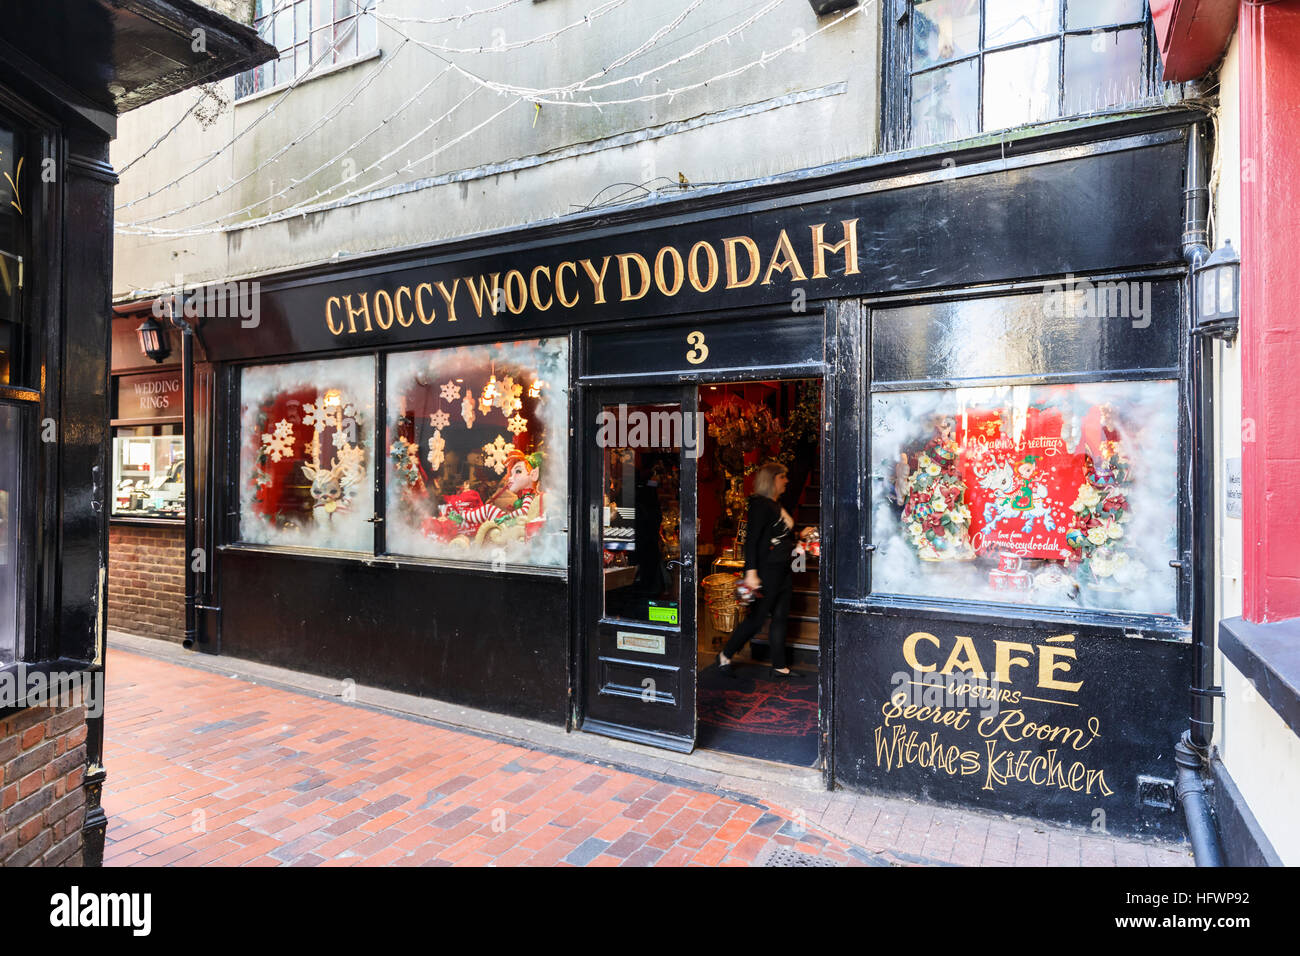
175,110,1202,839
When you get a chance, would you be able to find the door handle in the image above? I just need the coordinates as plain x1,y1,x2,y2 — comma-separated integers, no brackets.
666,556,693,570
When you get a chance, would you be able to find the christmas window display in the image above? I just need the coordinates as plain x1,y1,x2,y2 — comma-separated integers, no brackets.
238,355,375,552
385,339,568,568
871,379,1179,616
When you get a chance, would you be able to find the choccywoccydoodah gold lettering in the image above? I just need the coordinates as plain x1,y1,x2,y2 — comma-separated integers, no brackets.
761,228,809,285
416,283,436,324
503,269,528,315
810,218,861,279
372,289,395,330
434,279,459,322
343,293,371,333
722,236,760,289
529,266,553,311
617,253,652,302
465,273,502,317
688,241,718,292
555,262,579,307
580,256,611,305
654,245,684,297
326,296,344,335
394,286,414,327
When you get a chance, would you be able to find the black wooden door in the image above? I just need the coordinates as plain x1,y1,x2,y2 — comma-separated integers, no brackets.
581,385,699,752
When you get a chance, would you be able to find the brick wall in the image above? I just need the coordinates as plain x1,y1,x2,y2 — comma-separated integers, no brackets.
108,523,186,642
0,694,88,866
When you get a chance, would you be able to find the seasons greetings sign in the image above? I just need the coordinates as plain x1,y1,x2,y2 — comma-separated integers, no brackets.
957,406,1084,560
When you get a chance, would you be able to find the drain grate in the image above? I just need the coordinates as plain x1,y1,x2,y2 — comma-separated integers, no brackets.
756,844,843,867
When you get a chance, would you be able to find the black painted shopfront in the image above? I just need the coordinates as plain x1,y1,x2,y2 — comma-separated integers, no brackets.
187,114,1200,838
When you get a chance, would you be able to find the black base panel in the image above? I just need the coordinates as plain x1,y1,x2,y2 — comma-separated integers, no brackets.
219,550,569,725
833,608,1193,839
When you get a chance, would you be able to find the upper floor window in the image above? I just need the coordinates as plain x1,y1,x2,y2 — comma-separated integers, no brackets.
886,0,1163,150
234,0,378,100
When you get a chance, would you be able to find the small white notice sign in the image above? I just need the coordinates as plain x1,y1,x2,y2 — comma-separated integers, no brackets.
1225,458,1242,519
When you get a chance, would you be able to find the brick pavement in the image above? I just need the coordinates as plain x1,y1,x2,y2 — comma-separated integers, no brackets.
102,645,1192,867
103,650,871,867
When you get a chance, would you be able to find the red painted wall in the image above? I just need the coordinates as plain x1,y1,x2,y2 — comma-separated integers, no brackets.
1240,2,1300,622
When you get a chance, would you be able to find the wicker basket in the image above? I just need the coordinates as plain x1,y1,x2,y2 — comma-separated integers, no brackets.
702,572,742,633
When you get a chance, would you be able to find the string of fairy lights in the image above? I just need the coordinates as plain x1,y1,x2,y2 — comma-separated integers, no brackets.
114,0,868,239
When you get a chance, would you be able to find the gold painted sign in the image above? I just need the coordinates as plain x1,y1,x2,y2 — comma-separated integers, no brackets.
872,630,1116,799
323,219,860,337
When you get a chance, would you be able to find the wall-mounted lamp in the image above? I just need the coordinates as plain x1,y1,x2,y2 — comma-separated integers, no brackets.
808,0,858,15
136,314,172,363
1193,240,1240,341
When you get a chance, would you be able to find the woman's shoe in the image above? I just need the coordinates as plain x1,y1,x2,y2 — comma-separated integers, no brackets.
770,667,804,681
718,653,738,678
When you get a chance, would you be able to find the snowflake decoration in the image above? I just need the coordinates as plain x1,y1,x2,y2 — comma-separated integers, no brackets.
427,429,446,471
261,431,293,462
342,403,356,420
302,402,325,431
273,418,294,440
461,391,476,429
481,435,515,475
429,410,450,430
337,443,366,483
497,377,522,412
440,380,461,403
333,429,351,449
506,414,528,437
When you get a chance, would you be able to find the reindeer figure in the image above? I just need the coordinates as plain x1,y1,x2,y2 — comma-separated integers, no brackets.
301,455,359,516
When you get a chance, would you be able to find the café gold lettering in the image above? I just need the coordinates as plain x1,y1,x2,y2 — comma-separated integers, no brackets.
321,219,862,336
901,630,1084,693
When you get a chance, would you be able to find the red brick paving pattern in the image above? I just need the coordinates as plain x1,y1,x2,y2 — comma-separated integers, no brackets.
102,650,873,867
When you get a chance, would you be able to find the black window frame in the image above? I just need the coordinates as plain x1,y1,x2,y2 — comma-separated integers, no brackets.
881,0,1169,153
858,270,1193,634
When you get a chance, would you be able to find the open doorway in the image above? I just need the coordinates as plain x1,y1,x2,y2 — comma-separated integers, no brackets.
694,379,822,767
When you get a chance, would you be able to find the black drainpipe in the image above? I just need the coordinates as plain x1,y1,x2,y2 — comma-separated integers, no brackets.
169,297,199,650
1177,122,1225,867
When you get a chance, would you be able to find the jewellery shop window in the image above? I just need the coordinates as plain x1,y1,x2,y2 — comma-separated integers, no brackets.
112,425,185,519
238,354,376,552
867,286,1182,618
385,338,568,569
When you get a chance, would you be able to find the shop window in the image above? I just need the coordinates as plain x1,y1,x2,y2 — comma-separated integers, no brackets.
234,0,378,99
238,355,376,552
885,0,1163,150
112,425,185,519
867,284,1183,618
385,339,568,569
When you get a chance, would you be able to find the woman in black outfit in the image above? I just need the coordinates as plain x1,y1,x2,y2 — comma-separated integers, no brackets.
717,461,802,680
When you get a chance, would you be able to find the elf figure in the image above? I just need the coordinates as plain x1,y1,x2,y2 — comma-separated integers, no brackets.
423,449,545,546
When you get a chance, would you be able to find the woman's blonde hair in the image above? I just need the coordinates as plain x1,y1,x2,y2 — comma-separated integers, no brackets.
752,461,788,499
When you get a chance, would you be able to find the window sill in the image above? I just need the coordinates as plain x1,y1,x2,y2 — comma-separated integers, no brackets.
217,541,568,580
886,103,1192,164
1219,616,1300,739
234,47,382,107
